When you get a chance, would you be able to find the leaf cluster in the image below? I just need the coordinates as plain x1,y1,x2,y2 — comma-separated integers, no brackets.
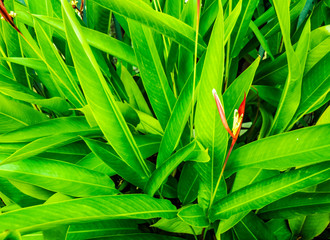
0,0,329,239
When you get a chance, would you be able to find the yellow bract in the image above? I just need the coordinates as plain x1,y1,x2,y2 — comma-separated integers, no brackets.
232,109,243,137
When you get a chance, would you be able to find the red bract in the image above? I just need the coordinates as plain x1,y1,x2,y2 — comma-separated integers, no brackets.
213,89,246,183
213,89,246,140
197,0,200,20
0,0,21,34
212,89,235,138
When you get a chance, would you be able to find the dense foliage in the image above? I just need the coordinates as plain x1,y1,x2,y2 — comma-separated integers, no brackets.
0,0,329,239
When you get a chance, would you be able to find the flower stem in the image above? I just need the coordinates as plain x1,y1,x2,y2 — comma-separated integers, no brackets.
209,138,236,208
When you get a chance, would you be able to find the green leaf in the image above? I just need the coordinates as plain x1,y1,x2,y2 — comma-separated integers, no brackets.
145,141,196,196
1,130,99,165
224,56,260,128
231,0,259,57
86,0,111,34
199,0,218,37
194,2,227,210
151,217,203,235
25,219,139,240
233,212,277,240
226,124,330,175
177,162,200,205
253,85,281,107
136,110,164,135
0,194,176,234
269,0,306,135
34,20,86,108
9,180,53,201
217,169,279,234
33,15,137,65
156,55,205,166
0,176,43,207
0,57,48,71
305,26,329,73
209,161,330,220
254,25,328,86
317,105,330,125
0,93,47,134
2,0,28,87
224,0,243,45
87,233,185,240
291,52,330,126
258,106,274,139
0,78,70,114
258,192,330,219
120,65,152,115
177,204,209,227
82,138,147,188
0,230,22,240
0,157,118,197
129,21,176,132
28,0,53,37
60,0,150,178
65,219,139,240
93,0,206,56
266,219,291,240
76,152,116,176
200,0,242,44
0,117,98,143
249,21,275,60
300,213,330,240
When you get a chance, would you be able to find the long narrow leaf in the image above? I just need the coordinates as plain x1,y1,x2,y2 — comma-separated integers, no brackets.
0,194,177,234
60,0,149,178
269,0,306,134
145,141,196,196
210,161,330,220
0,156,118,197
129,21,176,132
194,4,228,209
258,192,330,219
226,124,330,175
93,0,206,56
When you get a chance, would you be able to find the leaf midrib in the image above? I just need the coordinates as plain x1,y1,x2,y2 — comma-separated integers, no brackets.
18,210,177,233
230,144,330,170
0,169,114,190
215,167,329,217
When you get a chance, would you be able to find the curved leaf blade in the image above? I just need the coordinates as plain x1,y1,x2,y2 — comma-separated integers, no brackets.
0,194,177,234
226,124,330,175
0,157,117,197
93,0,206,56
210,161,330,220
129,21,176,132
258,192,330,219
0,117,98,143
60,0,149,178
177,204,209,227
145,141,196,196
194,3,227,210
32,15,137,65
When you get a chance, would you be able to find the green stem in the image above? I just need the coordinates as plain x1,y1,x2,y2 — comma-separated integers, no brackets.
190,226,199,240
209,138,236,209
190,1,200,139
224,0,232,91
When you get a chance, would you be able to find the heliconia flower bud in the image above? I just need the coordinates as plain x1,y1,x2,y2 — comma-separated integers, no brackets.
212,89,235,139
213,89,246,140
211,90,247,204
